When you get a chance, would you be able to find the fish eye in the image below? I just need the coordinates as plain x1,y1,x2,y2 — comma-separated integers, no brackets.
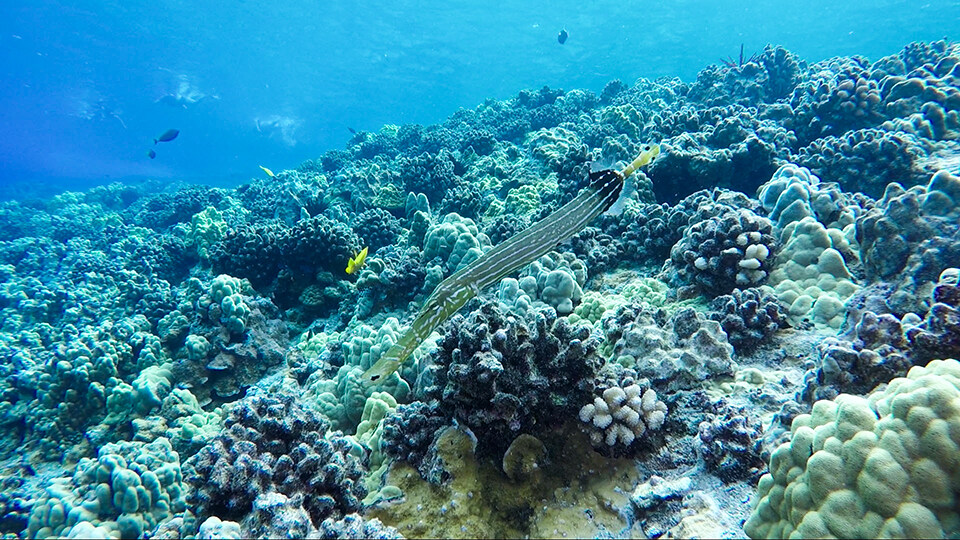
370,374,380,382
644,145,650,151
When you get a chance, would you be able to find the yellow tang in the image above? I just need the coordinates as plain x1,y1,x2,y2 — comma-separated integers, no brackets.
346,246,369,274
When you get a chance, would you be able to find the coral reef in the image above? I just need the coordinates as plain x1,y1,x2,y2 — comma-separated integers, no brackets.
668,207,777,298
184,387,367,537
418,302,602,458
3,39,960,540
604,305,737,393
696,404,765,483
746,359,960,539
856,170,960,315
26,438,186,539
707,287,788,353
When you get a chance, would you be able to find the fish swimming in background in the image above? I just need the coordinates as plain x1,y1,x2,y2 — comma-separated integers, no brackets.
558,28,568,44
259,165,275,177
348,127,357,135
363,144,661,384
146,149,156,159
346,246,369,275
154,129,180,144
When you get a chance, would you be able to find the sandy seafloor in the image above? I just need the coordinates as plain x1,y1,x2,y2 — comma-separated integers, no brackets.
1,41,960,539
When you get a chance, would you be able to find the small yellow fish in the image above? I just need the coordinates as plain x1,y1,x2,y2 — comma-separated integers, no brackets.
346,246,369,274
259,165,275,177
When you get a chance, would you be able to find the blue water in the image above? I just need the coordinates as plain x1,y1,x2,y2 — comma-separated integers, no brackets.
1,0,955,198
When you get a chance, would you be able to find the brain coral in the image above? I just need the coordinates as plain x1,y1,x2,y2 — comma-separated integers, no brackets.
746,358,960,539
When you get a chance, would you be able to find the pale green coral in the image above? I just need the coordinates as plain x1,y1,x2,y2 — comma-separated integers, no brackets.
305,322,412,431
342,318,404,371
209,274,247,303
620,276,670,307
104,364,174,425
354,391,400,505
768,217,859,329
132,388,224,456
208,275,252,334
496,252,588,317
607,313,735,381
497,278,535,317
186,206,227,260
423,213,492,272
373,182,406,210
757,165,863,329
26,438,186,539
504,184,542,217
746,358,960,539
184,335,211,361
600,104,644,140
922,169,960,216
379,124,400,138
198,516,242,539
295,330,341,361
526,127,586,172
568,291,629,326
219,294,250,334
482,197,506,220
518,251,588,316
526,270,581,315
156,310,190,347
405,192,430,217
758,164,858,230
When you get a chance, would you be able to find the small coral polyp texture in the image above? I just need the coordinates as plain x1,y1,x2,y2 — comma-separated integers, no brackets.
745,359,960,539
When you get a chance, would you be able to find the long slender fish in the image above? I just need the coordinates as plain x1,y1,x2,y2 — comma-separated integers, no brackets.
363,144,660,383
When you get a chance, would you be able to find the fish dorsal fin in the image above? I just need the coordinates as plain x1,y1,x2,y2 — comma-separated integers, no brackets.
589,169,625,212
590,156,617,173
604,174,638,216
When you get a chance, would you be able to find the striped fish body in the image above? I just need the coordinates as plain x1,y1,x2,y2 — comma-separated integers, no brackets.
362,144,660,384
363,170,624,383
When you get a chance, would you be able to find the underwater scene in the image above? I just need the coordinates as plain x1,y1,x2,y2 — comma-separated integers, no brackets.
2,1,960,539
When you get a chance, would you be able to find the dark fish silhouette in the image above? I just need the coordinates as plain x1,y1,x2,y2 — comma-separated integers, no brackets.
558,28,568,44
348,127,357,134
147,149,156,159
154,129,180,144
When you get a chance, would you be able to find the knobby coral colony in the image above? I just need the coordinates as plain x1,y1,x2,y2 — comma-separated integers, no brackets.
363,144,659,383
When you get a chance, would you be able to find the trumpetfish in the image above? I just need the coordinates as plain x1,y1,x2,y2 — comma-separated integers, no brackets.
363,144,660,383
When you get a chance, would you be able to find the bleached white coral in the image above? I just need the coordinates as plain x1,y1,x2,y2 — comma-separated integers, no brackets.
579,384,667,448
